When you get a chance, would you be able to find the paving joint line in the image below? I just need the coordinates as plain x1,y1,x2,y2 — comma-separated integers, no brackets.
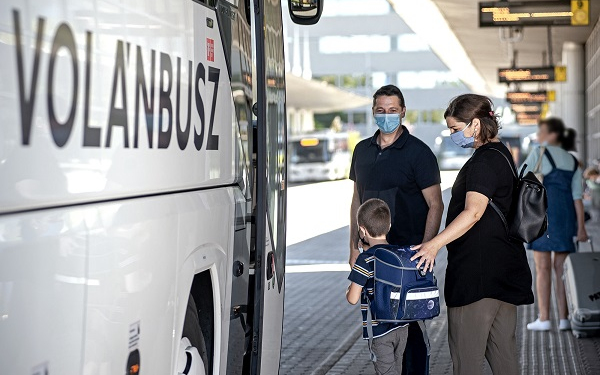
310,326,362,375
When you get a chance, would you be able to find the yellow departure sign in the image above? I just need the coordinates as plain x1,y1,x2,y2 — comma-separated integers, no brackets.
572,0,590,26
479,1,589,27
555,66,567,81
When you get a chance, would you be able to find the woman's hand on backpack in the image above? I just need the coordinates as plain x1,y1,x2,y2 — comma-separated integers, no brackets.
410,239,443,273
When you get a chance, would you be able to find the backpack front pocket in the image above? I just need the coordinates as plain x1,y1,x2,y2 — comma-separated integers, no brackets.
373,280,402,321
401,287,440,321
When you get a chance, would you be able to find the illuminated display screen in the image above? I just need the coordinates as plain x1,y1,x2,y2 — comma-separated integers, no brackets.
516,112,542,126
479,1,589,27
498,66,566,83
506,91,555,103
511,103,543,113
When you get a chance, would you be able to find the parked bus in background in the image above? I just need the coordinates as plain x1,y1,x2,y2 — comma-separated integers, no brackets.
0,1,322,374
289,131,352,182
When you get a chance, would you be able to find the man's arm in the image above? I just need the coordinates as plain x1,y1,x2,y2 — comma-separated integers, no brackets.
349,183,360,267
421,184,444,242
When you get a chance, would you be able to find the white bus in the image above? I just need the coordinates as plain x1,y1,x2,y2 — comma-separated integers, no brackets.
0,1,322,374
288,132,351,182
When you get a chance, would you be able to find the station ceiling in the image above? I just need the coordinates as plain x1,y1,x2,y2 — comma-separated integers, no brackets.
390,0,600,97
285,74,372,113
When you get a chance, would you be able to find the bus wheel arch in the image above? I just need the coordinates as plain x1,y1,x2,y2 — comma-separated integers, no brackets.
180,270,215,374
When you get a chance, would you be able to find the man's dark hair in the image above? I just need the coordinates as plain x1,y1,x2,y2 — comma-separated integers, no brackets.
444,94,500,144
357,198,391,237
373,84,406,108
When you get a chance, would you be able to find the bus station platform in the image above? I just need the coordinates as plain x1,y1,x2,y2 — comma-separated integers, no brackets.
281,185,600,375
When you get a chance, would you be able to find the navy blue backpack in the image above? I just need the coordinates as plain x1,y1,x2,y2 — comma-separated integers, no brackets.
368,245,440,323
365,245,440,370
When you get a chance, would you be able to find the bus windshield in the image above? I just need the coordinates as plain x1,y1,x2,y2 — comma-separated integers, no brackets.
291,139,331,163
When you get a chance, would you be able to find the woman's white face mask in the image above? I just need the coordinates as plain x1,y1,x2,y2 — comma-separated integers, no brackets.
450,121,476,149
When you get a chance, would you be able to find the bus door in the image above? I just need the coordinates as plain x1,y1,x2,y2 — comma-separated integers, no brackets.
251,0,287,373
251,1,322,374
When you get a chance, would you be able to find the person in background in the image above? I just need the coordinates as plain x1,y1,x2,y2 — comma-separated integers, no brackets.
523,118,589,332
561,127,583,167
584,167,600,184
584,167,600,208
410,94,533,375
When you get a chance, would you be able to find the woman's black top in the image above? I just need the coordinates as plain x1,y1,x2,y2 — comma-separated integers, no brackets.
445,142,534,308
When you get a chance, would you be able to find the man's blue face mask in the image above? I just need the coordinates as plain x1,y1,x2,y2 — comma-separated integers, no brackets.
374,113,401,134
450,121,475,148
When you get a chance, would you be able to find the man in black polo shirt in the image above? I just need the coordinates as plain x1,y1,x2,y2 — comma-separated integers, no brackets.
349,85,443,266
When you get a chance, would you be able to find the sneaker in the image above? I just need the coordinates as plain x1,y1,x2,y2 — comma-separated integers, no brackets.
559,319,571,331
527,318,551,331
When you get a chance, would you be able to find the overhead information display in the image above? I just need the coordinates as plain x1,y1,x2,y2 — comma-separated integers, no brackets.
506,91,556,103
498,66,566,83
479,1,589,27
516,112,542,126
511,103,543,113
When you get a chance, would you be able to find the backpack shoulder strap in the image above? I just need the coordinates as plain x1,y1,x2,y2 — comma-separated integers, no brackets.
544,148,557,169
365,298,377,362
480,147,512,234
489,199,509,232
482,147,518,179
571,154,579,172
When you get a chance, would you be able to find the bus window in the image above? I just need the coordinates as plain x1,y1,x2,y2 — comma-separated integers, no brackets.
291,139,331,163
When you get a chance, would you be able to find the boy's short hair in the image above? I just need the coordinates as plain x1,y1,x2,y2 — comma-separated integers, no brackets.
357,198,391,237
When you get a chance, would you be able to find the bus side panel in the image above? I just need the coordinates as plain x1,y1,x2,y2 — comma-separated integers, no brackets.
0,0,237,214
0,187,236,374
0,208,87,374
82,188,235,374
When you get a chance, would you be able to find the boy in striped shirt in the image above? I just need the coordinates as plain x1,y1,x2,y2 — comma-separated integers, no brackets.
346,198,409,375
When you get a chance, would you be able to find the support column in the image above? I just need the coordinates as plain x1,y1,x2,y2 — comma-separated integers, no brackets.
560,42,585,154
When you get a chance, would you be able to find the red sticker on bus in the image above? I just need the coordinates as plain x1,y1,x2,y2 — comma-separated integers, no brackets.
207,38,214,62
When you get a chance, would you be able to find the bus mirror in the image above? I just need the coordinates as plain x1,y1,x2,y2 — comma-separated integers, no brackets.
288,0,323,25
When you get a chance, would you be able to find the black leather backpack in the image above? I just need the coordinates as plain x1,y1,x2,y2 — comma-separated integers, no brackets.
486,148,548,243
